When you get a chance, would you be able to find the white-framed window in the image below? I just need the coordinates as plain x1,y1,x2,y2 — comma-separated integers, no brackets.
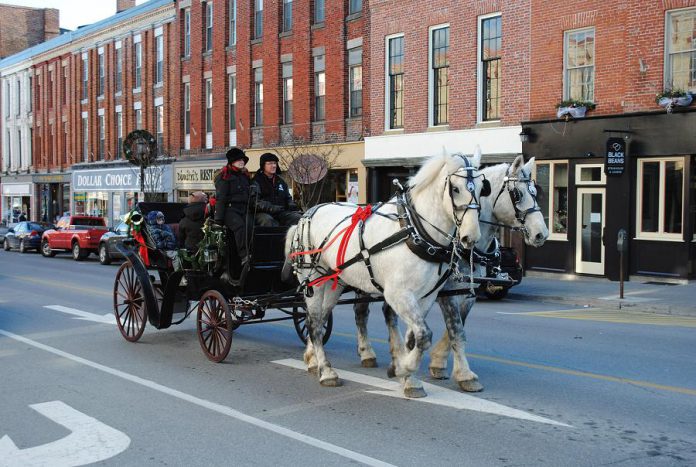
98,115,105,160
283,0,292,32
155,34,164,84
429,24,449,126
534,161,568,239
636,158,685,240
116,110,123,157
16,79,21,115
183,8,191,56
134,42,142,89
254,66,263,126
229,1,236,46
386,34,404,129
314,55,325,121
183,83,191,136
155,104,164,153
665,8,696,93
349,0,361,15
348,47,362,118
4,80,10,116
314,0,324,24
115,48,123,93
98,50,105,96
254,0,263,39
228,74,236,130
478,14,501,122
575,164,606,185
82,55,89,100
282,62,293,124
205,2,213,52
135,108,142,129
205,78,213,135
48,71,54,108
82,115,89,162
564,28,595,101
27,76,32,112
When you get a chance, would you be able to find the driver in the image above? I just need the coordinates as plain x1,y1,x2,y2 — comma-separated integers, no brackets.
252,152,302,227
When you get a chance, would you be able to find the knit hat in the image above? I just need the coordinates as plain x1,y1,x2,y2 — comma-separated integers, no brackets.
259,152,281,174
226,147,249,164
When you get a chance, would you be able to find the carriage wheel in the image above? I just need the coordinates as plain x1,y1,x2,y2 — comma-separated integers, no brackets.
197,290,233,363
113,262,147,342
292,306,333,345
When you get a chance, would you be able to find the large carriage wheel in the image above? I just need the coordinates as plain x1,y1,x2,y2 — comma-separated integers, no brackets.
292,306,332,345
113,262,147,342
197,290,233,363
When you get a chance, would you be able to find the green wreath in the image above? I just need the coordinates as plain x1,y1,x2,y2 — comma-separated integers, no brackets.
123,129,158,166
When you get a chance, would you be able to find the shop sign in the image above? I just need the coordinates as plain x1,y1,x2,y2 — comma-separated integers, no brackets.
72,166,173,192
33,174,70,184
174,165,220,186
2,183,32,196
605,138,626,176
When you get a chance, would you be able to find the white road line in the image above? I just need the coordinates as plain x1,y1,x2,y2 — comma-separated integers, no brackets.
274,359,571,428
0,329,395,467
44,305,114,324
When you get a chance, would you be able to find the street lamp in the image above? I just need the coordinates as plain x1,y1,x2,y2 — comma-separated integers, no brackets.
519,128,531,143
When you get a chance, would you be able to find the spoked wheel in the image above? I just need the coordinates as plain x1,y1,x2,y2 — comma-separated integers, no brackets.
292,306,333,345
113,262,147,342
197,290,233,363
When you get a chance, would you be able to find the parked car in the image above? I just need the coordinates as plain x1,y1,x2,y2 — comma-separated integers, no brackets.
478,244,524,300
41,215,108,261
3,221,55,253
0,223,10,249
97,221,131,265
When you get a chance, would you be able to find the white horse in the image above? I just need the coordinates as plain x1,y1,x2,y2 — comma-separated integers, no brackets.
285,151,488,397
353,155,549,393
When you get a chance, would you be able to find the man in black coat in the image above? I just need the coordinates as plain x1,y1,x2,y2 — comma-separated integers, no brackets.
214,147,253,264
252,152,302,227
178,191,208,251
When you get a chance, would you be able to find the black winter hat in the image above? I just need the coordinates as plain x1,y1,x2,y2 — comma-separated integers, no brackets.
226,147,249,164
259,152,282,174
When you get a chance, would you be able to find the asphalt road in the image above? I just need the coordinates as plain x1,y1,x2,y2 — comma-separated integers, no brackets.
1,248,694,466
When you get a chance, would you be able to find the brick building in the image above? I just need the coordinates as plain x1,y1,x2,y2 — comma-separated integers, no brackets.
174,0,369,204
0,3,60,59
522,0,696,280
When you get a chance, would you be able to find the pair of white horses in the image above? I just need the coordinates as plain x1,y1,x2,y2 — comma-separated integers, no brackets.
285,149,549,397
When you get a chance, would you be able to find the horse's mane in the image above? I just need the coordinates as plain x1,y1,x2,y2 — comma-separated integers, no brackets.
409,153,465,196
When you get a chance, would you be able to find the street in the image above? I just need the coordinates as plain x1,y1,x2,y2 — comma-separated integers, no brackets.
1,249,695,466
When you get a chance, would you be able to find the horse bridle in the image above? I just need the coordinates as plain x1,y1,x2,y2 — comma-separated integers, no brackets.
492,166,541,230
447,155,491,227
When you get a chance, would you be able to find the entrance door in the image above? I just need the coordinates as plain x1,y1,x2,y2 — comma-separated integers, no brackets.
576,188,605,275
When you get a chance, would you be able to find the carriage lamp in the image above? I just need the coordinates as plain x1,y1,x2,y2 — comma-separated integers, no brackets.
519,128,531,143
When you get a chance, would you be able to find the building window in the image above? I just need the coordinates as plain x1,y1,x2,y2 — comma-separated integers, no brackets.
314,0,324,24
254,0,263,39
183,9,191,57
3,80,9,116
282,0,292,32
82,116,89,161
480,15,501,121
135,108,142,129
82,56,89,100
387,35,404,129
348,47,362,118
204,2,213,52
48,71,54,109
62,66,68,103
155,105,164,153
36,80,41,112
228,74,236,130
184,83,191,136
282,62,293,124
564,28,595,102
535,162,568,238
98,115,105,160
116,111,123,157
155,34,164,84
637,158,684,239
16,79,21,115
254,66,263,126
98,52,105,96
349,0,361,15
666,9,696,93
314,54,325,121
229,1,236,46
205,78,213,134
28,76,32,112
17,128,22,162
134,42,142,89
431,26,449,126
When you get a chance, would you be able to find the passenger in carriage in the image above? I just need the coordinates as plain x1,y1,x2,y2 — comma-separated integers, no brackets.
214,147,253,267
146,210,181,271
252,152,302,227
179,191,208,251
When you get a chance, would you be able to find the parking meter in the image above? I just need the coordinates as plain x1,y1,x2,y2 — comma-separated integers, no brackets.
617,229,628,253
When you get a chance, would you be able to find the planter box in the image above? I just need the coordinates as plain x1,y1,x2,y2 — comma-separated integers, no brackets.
658,94,693,112
556,105,587,119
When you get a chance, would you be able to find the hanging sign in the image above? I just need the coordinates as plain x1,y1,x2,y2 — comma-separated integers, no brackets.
605,138,626,176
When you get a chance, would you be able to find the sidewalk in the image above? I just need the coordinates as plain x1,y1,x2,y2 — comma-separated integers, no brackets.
507,271,695,316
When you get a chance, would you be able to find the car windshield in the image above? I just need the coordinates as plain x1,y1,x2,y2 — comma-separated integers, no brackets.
28,223,52,231
72,218,106,228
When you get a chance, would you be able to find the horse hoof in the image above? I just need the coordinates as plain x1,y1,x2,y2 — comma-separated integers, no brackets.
387,366,396,378
320,377,342,387
404,387,427,398
361,358,378,368
429,367,449,380
458,379,484,393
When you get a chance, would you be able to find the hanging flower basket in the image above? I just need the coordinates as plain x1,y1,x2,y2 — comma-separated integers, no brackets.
556,100,596,120
656,90,693,113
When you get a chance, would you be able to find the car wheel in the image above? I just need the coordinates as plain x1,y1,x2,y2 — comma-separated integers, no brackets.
3,239,9,251
99,243,112,265
19,239,27,253
41,240,56,257
72,242,88,261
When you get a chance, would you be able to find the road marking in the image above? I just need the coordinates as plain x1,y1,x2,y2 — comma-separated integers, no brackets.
44,305,114,324
273,359,571,427
502,308,696,328
0,274,111,298
0,400,130,466
0,329,395,467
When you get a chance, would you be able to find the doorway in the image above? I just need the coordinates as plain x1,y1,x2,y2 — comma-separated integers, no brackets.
576,187,605,275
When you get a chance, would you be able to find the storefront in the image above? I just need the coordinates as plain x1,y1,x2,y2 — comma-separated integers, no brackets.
1,174,33,225
71,164,174,227
173,159,225,202
522,110,696,280
33,173,71,223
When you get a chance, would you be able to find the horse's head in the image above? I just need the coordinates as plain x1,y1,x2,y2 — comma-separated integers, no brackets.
489,155,549,247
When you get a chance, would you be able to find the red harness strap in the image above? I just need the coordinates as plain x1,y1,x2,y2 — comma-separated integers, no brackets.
304,205,373,290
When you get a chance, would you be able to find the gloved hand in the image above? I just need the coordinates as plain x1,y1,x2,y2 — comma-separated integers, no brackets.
249,184,260,196
270,205,283,214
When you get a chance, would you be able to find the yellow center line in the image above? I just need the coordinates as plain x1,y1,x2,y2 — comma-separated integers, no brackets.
0,274,112,298
519,309,696,328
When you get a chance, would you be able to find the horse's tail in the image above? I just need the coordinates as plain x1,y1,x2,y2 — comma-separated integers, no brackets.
282,224,299,282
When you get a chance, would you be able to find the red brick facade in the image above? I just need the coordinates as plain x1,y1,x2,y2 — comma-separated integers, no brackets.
0,5,60,59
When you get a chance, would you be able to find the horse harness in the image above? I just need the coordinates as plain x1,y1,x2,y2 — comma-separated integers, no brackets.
486,165,542,236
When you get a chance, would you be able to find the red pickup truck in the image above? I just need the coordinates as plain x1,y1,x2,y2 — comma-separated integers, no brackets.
41,215,108,261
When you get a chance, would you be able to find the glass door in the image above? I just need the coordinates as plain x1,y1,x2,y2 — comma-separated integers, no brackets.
575,187,605,275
